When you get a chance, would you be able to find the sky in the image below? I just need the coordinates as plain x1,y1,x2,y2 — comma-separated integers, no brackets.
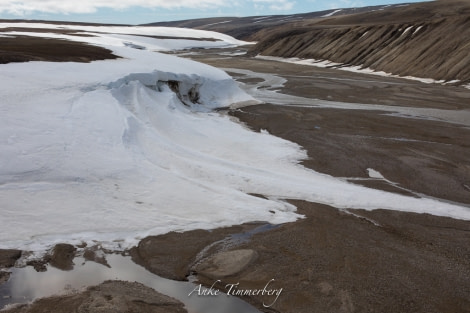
0,0,430,25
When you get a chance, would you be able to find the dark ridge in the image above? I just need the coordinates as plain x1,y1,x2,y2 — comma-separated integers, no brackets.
0,36,119,64
0,27,97,36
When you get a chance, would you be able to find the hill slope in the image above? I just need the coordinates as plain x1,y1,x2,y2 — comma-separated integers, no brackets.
249,0,470,84
149,1,470,85
144,5,399,41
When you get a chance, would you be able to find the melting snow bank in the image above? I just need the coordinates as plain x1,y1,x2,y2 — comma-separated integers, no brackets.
111,70,256,111
256,55,465,86
0,26,469,256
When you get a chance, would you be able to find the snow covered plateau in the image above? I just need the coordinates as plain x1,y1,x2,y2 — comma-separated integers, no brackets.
1,23,469,254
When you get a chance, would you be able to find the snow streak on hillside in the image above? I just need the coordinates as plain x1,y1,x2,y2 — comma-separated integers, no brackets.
0,23,469,253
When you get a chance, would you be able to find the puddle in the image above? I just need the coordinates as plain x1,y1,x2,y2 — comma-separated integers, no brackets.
0,254,263,313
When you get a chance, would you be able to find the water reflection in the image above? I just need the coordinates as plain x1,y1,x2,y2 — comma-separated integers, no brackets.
0,254,262,313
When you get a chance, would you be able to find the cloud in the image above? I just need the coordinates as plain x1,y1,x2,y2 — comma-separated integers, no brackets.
252,0,295,11
0,0,228,15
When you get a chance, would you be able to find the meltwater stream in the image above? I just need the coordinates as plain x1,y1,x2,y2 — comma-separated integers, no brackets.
0,254,262,313
227,67,470,126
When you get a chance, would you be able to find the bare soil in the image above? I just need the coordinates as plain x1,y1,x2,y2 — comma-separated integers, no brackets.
191,202,470,313
0,36,118,64
129,223,264,281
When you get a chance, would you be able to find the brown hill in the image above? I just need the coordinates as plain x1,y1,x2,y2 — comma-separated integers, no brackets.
0,36,118,64
143,5,399,41
249,0,470,84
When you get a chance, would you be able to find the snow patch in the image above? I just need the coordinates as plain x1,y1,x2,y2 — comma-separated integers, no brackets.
367,168,385,179
256,55,462,86
202,20,233,27
0,22,249,44
413,26,423,35
401,26,413,36
322,9,342,17
253,16,272,20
